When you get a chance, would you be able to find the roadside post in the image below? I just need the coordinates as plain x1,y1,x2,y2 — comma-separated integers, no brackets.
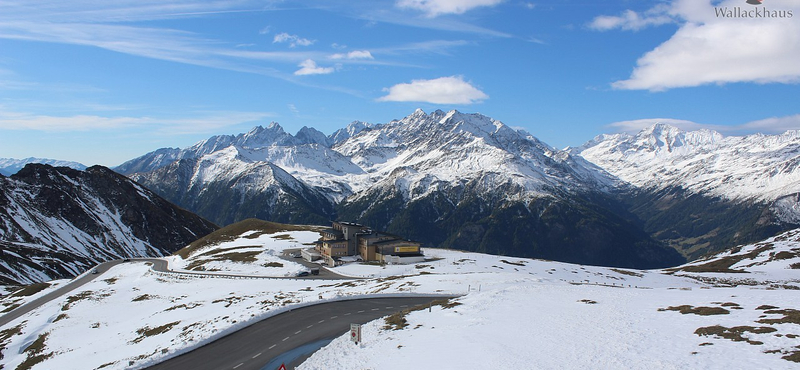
350,323,362,345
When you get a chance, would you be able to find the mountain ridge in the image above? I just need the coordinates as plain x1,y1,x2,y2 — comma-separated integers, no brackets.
0,164,218,284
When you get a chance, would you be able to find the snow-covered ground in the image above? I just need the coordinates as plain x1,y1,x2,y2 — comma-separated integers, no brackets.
0,229,798,369
167,229,322,277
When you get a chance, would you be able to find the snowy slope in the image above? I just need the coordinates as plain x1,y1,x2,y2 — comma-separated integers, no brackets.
669,228,800,279
1,228,797,370
129,146,336,226
573,123,800,202
168,225,323,277
0,164,217,285
0,157,86,176
335,109,620,200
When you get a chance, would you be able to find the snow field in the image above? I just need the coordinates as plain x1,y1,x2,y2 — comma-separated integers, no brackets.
167,230,322,277
300,281,800,370
1,230,798,370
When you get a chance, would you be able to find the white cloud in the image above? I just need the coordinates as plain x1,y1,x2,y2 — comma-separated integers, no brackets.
593,0,800,91
273,32,315,48
740,114,800,133
378,76,488,104
259,26,271,35
294,59,334,76
607,118,715,133
397,0,504,17
0,108,272,133
588,8,673,31
607,114,800,135
330,50,374,60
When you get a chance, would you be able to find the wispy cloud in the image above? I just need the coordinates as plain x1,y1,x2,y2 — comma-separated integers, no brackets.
273,32,315,48
294,59,335,75
330,50,374,60
588,5,674,32
396,0,505,17
378,75,488,104
0,107,273,134
607,114,800,135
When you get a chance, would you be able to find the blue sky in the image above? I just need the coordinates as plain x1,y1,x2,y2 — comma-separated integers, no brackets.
1,0,799,167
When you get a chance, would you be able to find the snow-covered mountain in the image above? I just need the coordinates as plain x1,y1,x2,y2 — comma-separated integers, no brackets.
572,123,800,259
0,164,217,285
0,157,86,176
129,146,337,227
573,123,800,203
123,109,682,269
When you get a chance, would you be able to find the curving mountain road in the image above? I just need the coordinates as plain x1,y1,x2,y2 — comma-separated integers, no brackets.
1,258,452,370
144,296,449,370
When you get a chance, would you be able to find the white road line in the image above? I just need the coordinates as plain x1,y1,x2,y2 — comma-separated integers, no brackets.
282,337,290,342
357,310,365,313
318,320,325,324
385,307,393,309
330,316,338,319
306,325,314,329
400,305,408,307
295,330,302,335
253,353,262,359
371,308,380,311
233,363,243,369
269,344,276,350
344,312,352,316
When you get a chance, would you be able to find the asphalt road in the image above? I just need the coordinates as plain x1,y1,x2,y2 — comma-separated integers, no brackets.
145,296,448,370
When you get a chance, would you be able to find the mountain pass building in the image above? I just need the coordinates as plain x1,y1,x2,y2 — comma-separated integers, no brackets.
315,221,424,266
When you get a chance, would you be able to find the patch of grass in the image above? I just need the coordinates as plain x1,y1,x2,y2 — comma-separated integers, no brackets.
790,263,800,269
271,234,293,240
610,268,644,278
132,294,154,302
8,282,50,298
659,305,730,316
61,290,97,311
263,262,284,268
175,219,321,258
757,309,800,325
694,325,776,345
1,303,21,313
579,299,598,304
16,332,53,370
383,299,461,331
756,305,780,310
185,250,262,270
53,313,68,323
131,321,181,344
500,259,526,266
383,312,409,330
0,324,24,361
164,303,201,312
103,277,118,285
783,351,800,363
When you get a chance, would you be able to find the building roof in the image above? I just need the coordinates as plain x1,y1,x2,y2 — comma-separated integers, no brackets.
321,228,343,235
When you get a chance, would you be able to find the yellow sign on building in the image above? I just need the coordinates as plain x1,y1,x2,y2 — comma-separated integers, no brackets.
394,246,419,253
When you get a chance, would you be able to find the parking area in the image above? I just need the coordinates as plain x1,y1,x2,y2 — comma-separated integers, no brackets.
280,249,355,280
